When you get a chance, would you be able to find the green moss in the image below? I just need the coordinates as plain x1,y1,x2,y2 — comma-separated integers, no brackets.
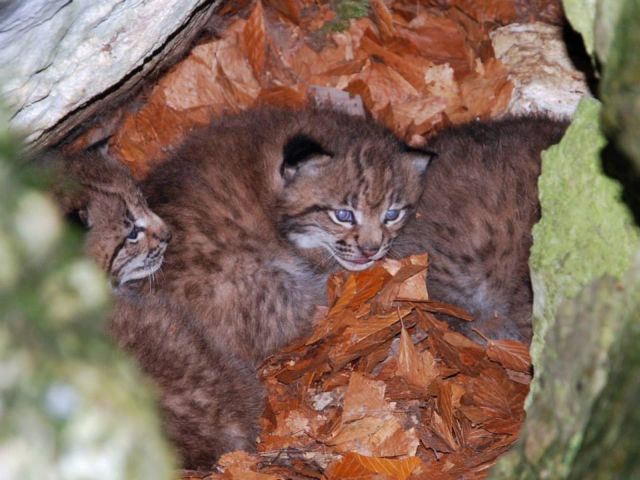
323,0,370,32
601,0,640,174
490,96,640,480
530,98,638,358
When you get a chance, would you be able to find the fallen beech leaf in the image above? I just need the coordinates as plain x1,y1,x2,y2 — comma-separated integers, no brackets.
352,263,395,307
342,373,389,422
305,309,358,346
244,0,267,80
486,339,532,373
395,15,474,75
359,36,426,91
376,260,429,309
328,274,358,315
438,381,455,437
452,0,517,24
265,0,301,23
326,452,421,480
505,368,533,385
370,0,396,42
225,468,282,480
218,450,260,471
431,409,459,451
409,300,474,321
396,326,438,390
459,58,513,120
329,415,418,457
257,85,309,108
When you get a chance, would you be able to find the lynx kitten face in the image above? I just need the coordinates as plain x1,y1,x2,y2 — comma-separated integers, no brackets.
50,150,172,287
277,133,433,271
84,192,171,286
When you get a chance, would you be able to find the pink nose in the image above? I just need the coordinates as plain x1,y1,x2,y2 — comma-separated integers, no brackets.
360,245,379,258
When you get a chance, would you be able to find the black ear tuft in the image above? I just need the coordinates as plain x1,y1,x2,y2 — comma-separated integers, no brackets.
403,143,438,159
281,134,332,178
66,208,91,229
402,143,437,174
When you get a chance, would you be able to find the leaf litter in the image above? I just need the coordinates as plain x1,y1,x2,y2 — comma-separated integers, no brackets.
85,0,557,477
182,254,531,479
102,0,558,178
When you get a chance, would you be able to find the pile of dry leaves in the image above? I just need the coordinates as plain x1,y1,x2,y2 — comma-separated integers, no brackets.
184,255,532,479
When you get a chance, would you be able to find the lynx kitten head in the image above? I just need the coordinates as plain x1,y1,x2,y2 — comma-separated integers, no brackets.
277,123,434,272
82,191,171,286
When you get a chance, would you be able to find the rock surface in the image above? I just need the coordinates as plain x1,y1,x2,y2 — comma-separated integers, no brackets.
0,0,221,149
491,22,590,118
490,99,640,479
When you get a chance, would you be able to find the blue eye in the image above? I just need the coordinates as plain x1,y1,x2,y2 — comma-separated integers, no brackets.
384,209,401,222
127,226,144,240
335,209,355,223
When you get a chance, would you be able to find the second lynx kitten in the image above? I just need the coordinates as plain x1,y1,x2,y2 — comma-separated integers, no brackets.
57,151,263,468
392,117,568,343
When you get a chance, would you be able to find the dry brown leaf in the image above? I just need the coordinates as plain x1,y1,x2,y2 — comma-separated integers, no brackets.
305,308,358,346
328,415,418,457
326,452,421,480
225,468,283,480
505,368,533,385
459,58,513,120
411,300,474,322
328,274,358,316
342,373,389,422
431,409,459,451
395,15,474,75
485,339,532,373
437,381,455,437
370,0,396,42
396,327,439,390
352,263,395,307
265,0,301,23
359,36,427,91
256,84,309,108
377,257,429,308
218,450,260,471
452,0,517,24
244,0,268,80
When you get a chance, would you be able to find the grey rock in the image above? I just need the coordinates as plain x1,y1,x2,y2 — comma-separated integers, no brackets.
0,0,221,149
491,23,590,118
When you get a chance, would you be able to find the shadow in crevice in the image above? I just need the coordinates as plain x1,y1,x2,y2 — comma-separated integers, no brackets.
601,142,640,227
561,22,599,97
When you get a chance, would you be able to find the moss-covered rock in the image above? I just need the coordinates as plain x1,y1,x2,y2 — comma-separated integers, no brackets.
490,97,640,480
600,0,640,175
0,109,176,479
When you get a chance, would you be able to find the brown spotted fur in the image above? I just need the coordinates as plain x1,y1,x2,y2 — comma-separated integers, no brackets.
391,117,568,343
57,151,264,469
141,107,432,365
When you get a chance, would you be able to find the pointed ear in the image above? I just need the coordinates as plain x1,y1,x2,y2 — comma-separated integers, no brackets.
281,134,333,183
78,207,92,228
403,144,437,174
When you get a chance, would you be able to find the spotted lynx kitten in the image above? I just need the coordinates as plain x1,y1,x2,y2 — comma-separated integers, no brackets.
141,107,433,365
392,117,568,343
56,151,263,468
